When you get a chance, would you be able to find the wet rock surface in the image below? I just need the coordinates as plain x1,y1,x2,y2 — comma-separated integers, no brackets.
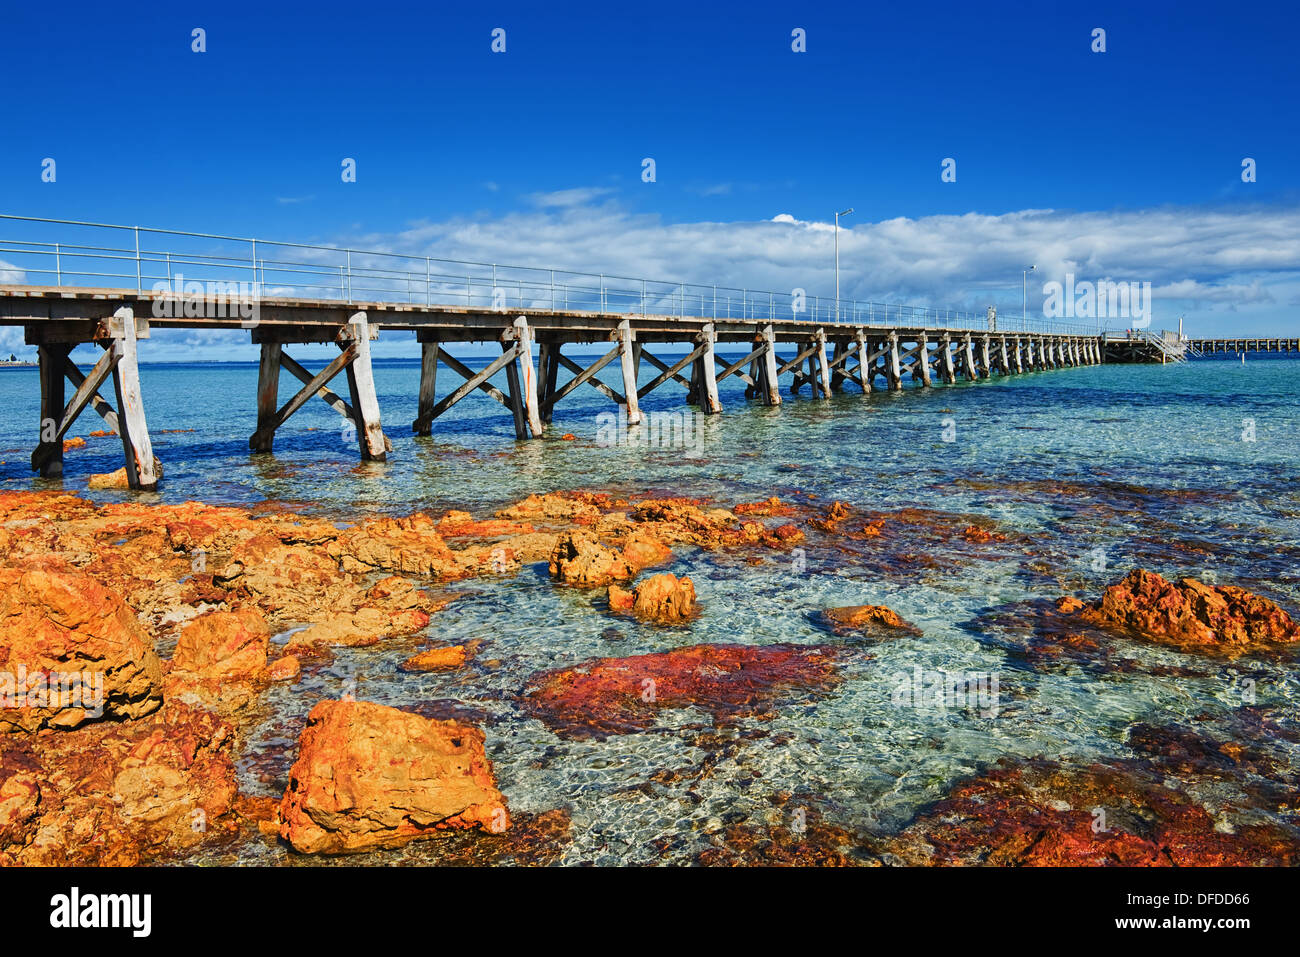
522,643,844,741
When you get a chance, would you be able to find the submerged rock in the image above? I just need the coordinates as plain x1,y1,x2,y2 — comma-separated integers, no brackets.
886,757,1300,867
523,643,843,740
401,644,472,672
277,699,509,854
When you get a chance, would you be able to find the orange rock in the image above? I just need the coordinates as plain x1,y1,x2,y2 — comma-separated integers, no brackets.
88,430,115,438
549,530,634,586
1082,569,1300,651
1055,596,1085,614
620,527,673,571
0,701,237,865
62,437,86,451
734,496,797,517
607,583,635,612
171,607,270,681
561,433,576,441
0,565,164,732
401,644,470,672
266,655,300,681
86,457,163,490
628,572,697,623
822,604,922,637
277,699,509,854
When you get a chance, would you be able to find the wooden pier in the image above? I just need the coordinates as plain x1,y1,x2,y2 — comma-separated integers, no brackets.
3,285,1114,489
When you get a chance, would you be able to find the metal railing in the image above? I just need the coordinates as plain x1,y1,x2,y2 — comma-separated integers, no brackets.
0,213,1103,335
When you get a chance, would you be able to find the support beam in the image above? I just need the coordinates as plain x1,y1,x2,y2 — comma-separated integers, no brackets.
555,348,626,408
110,307,158,490
33,344,122,474
697,323,722,414
916,334,932,387
886,333,903,391
341,313,387,461
961,334,978,381
940,334,956,384
35,343,72,477
617,320,642,426
513,316,544,437
252,343,283,454
250,343,358,451
420,342,519,427
760,325,781,405
63,355,121,433
814,330,832,399
639,344,706,400
855,329,873,393
414,337,439,436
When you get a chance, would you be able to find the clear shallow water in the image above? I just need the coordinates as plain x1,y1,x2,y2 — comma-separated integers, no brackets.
2,351,1298,864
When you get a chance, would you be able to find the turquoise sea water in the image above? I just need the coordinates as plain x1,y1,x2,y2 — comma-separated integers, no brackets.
2,351,1298,863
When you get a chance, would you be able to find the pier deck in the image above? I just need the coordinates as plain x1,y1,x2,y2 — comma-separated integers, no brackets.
2,284,1107,490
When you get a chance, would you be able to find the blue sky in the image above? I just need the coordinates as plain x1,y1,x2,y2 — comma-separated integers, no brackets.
2,0,1298,358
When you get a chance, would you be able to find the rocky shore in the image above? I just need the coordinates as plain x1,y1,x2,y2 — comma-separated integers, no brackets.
2,487,1298,865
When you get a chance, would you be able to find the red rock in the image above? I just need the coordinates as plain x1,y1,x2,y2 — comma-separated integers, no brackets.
523,643,842,740
1082,569,1300,651
888,757,1300,866
0,565,163,732
774,523,804,543
86,457,164,490
607,583,635,612
277,699,509,854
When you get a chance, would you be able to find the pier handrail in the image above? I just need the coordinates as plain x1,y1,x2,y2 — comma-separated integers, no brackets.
0,213,1103,336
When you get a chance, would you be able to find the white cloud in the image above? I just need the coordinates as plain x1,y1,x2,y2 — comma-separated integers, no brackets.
0,259,25,284
347,201,1300,335
525,186,617,208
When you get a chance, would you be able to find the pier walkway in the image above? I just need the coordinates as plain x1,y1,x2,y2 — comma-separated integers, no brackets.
0,215,1153,490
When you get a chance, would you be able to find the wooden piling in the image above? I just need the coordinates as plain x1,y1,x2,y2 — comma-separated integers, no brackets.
617,320,642,425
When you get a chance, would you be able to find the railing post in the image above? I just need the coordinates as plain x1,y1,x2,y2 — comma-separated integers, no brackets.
251,239,257,290
346,249,352,303
426,257,431,305
552,270,557,311
55,243,62,286
134,227,142,292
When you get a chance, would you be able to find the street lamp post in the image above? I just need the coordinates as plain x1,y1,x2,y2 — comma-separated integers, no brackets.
835,208,854,322
1022,264,1037,331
